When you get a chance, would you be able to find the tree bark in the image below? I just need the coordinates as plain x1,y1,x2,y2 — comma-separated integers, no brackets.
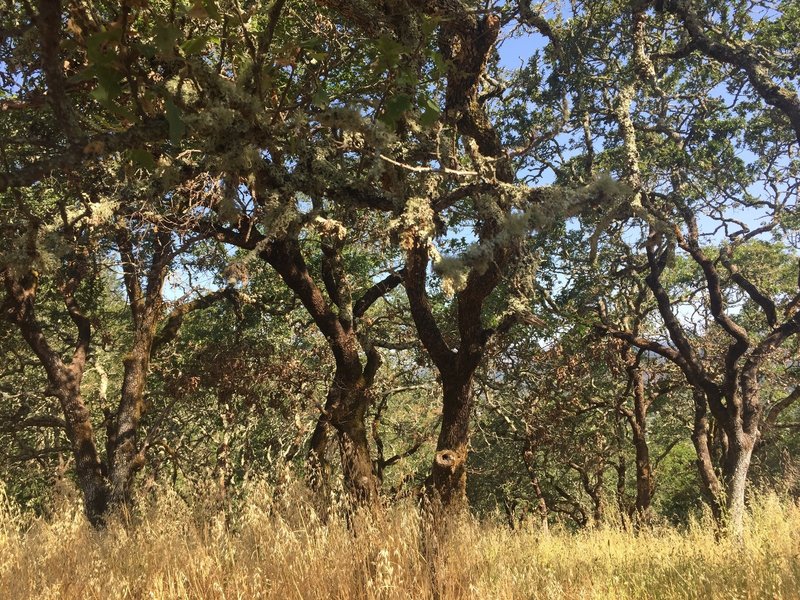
691,391,724,522
208,226,398,507
404,239,492,514
260,238,403,509
617,348,656,523
721,429,756,537
430,377,473,508
628,365,654,521
215,388,234,498
307,414,332,493
522,446,549,531
531,474,549,532
107,226,175,510
3,268,110,526
336,394,379,508
108,333,154,506
54,376,110,525
308,373,379,508
631,428,653,520
308,379,378,505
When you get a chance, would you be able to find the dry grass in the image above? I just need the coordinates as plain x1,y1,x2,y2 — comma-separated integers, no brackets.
1,482,799,600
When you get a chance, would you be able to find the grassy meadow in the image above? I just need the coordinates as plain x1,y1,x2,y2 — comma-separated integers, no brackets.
1,483,798,600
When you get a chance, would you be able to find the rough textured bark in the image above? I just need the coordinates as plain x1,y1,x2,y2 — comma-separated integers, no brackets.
692,388,758,534
722,427,756,535
623,355,655,521
2,213,222,522
521,445,550,531
631,427,653,519
3,267,110,526
530,475,549,532
691,391,724,522
215,388,234,497
397,10,511,512
105,228,171,508
34,0,81,137
430,377,473,508
335,385,380,506
404,224,510,511
108,329,157,505
308,414,333,492
59,384,110,525
314,1,519,513
568,460,605,525
208,218,396,507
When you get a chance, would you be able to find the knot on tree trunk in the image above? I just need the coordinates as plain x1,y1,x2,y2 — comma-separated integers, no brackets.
435,449,458,472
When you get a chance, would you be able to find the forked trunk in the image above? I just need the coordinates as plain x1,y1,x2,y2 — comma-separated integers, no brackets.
310,377,379,509
531,474,549,532
580,469,605,526
6,269,110,525
522,448,549,531
693,393,759,537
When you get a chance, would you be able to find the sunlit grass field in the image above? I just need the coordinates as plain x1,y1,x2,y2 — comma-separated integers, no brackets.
1,483,798,599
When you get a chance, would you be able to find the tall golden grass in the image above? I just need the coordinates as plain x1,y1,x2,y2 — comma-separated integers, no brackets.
1,481,799,600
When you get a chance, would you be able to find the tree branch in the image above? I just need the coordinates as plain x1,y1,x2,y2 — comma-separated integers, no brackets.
661,0,800,143
353,268,405,319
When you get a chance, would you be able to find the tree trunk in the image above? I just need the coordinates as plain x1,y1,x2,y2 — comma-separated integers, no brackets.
693,387,761,537
430,377,473,509
215,388,234,499
691,391,724,522
717,371,763,537
260,238,388,509
623,351,654,522
308,402,333,493
721,428,756,537
108,334,154,507
57,380,110,526
631,425,654,521
588,481,605,525
531,473,549,532
337,415,379,508
522,448,549,532
312,376,379,509
4,269,110,526
615,455,629,522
